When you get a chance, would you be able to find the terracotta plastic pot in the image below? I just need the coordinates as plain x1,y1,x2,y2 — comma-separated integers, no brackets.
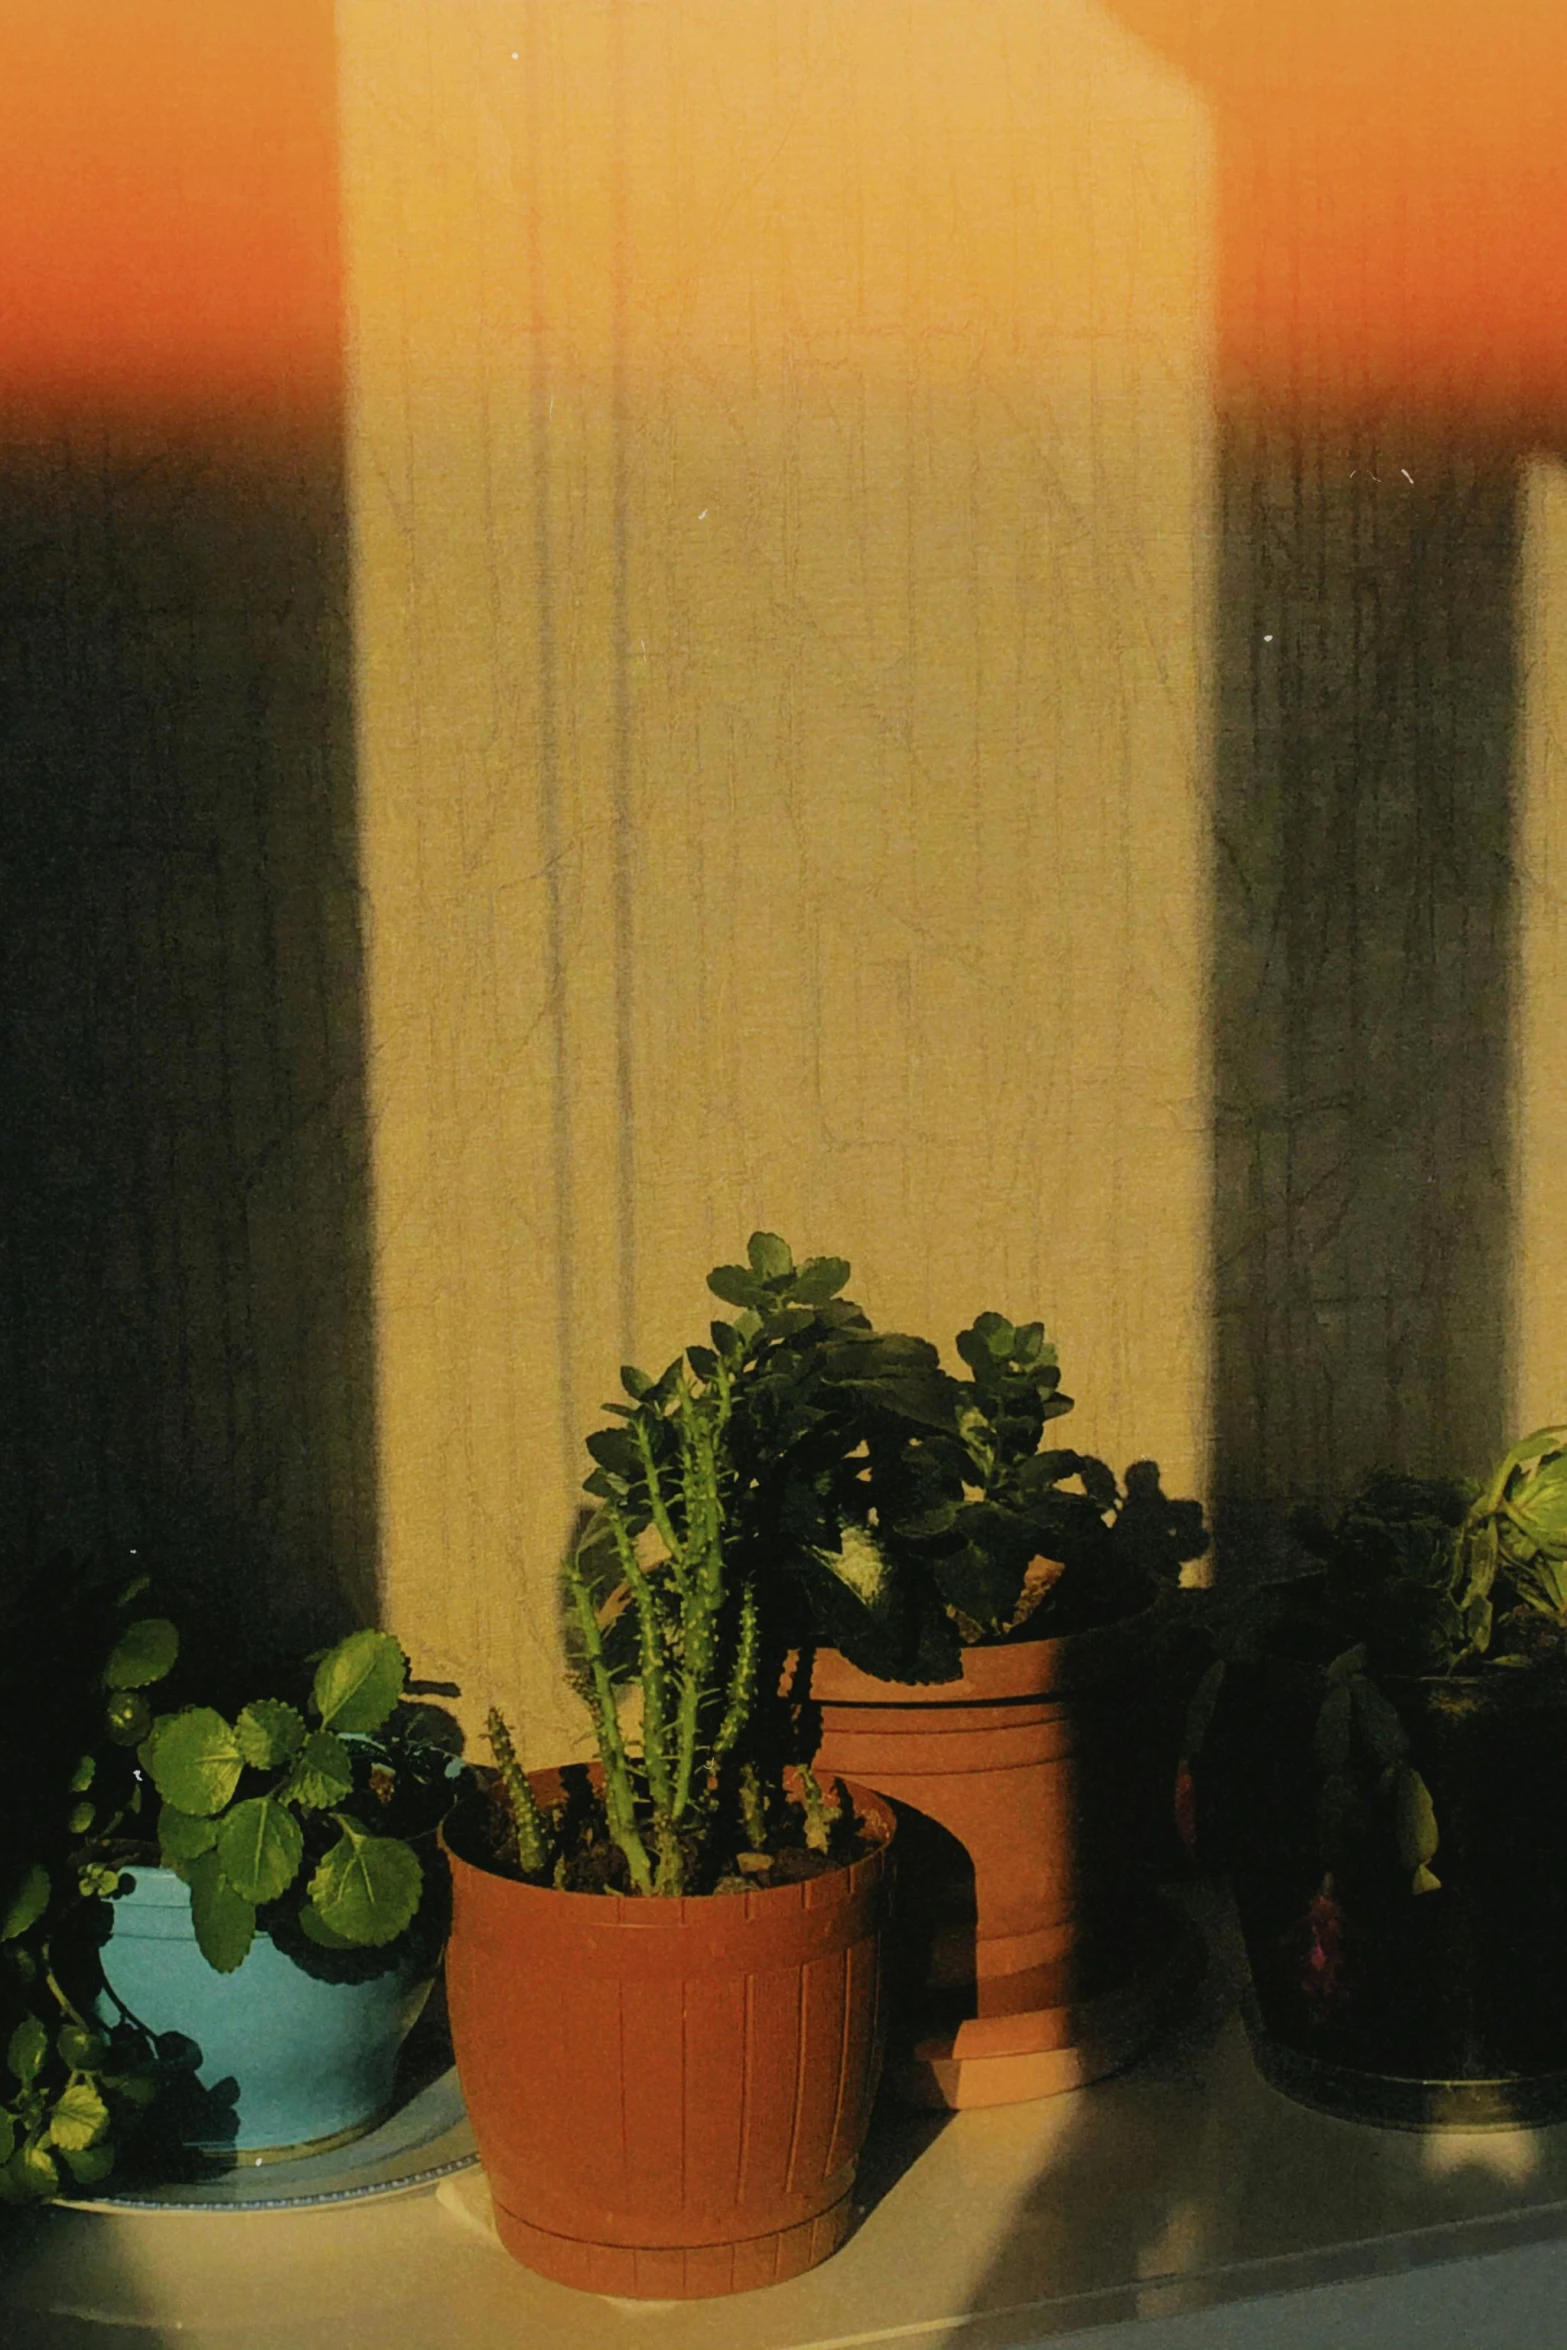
810,1604,1193,2107
441,1769,896,2298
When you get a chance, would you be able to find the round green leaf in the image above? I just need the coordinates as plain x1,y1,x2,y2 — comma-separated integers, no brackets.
187,1851,257,1974
103,2069,157,2107
1,1865,51,1942
297,1901,357,1950
234,1699,306,1770
47,2080,109,2152
747,1230,794,1280
280,1729,356,1810
308,1825,422,1947
105,1690,153,1747
102,1617,179,1691
8,2015,48,2087
56,2023,107,2071
61,2141,115,2185
215,1796,304,1906
311,1631,407,1736
146,1709,244,1818
67,1801,95,1837
68,1754,96,1794
157,1806,220,1865
3,2141,58,2200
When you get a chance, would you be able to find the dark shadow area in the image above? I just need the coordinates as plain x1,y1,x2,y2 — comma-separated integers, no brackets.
0,412,377,1670
1211,418,1520,1570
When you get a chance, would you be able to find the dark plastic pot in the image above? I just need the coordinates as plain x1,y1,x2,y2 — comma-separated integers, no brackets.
441,1769,896,2298
1204,1638,1567,2127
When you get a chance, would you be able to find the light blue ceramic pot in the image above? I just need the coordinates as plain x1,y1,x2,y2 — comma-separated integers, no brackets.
97,1866,436,2158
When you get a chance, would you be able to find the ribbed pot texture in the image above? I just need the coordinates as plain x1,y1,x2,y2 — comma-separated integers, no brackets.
442,1770,896,2299
810,1609,1164,2011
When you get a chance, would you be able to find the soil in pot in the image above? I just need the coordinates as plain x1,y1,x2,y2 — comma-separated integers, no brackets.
441,1766,896,2298
1204,1642,1567,2127
808,1599,1198,2109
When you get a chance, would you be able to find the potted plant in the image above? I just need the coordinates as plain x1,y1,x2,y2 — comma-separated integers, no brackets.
441,1242,904,2298
92,1624,463,2163
0,1560,168,2201
787,1295,1209,2108
1185,1426,1567,2127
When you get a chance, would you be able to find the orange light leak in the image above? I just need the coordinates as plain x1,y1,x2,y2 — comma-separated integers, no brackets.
5,1,1560,448
1110,0,1567,442
0,1,341,435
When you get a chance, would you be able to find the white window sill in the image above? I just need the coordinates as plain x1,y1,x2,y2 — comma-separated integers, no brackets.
7,1886,1567,2350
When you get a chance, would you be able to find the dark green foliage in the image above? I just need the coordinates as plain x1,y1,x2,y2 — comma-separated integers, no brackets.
1293,1426,1567,1676
836,1312,1206,1672
0,1559,172,2202
1189,1428,1567,1905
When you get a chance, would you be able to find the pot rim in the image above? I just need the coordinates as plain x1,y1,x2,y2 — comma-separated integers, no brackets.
440,1766,896,1908
803,1589,1163,1706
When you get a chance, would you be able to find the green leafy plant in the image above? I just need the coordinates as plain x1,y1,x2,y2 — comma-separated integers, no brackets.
806,1307,1207,1675
1291,1425,1567,1678
142,1630,438,1972
485,1233,1207,1891
0,1564,172,2202
1182,1428,1567,1907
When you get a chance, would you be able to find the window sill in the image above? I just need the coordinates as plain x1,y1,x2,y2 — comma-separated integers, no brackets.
7,1886,1567,2350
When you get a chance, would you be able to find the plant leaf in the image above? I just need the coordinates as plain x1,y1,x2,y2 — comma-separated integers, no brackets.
2,2141,58,2200
146,1709,244,1817
215,1796,305,1905
56,2023,107,2071
790,1255,851,1305
187,1851,257,1974
311,1631,407,1736
60,2141,115,2185
278,1729,356,1810
234,1699,307,1770
747,1230,794,1281
1,1865,51,1942
309,1824,422,1947
8,2016,48,2087
297,1900,357,1950
47,2081,109,2152
157,1806,220,1865
1391,1764,1440,1880
104,1690,152,1747
1349,1675,1409,1769
102,1617,179,1691
706,1263,763,1310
